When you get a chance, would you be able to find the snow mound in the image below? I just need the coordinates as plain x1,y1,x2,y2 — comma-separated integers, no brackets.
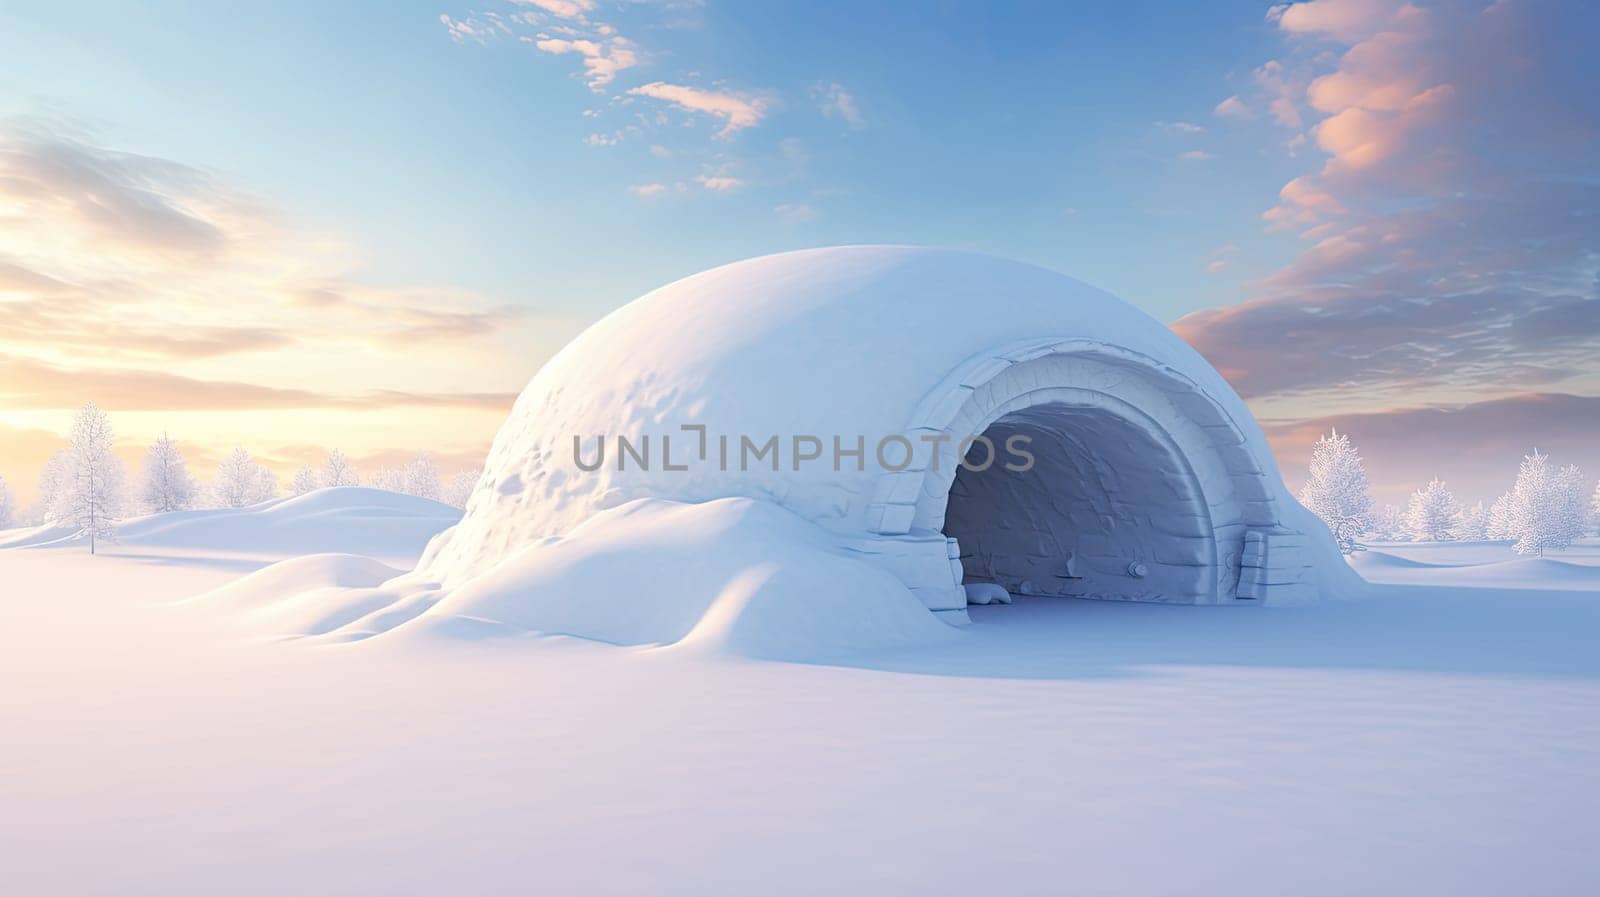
1350,550,1453,571
202,497,959,660
2,487,459,563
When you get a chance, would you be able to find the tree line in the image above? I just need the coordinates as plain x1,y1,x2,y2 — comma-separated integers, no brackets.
0,403,482,546
1299,429,1597,556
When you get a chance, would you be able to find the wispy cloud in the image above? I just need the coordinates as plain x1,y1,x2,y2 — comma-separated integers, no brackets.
627,82,769,138
813,82,865,130
0,353,515,411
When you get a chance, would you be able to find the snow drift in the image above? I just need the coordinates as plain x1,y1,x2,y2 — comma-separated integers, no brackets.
0,487,459,563
200,498,957,659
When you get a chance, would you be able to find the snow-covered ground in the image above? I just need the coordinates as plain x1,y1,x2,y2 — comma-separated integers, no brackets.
2,499,1597,896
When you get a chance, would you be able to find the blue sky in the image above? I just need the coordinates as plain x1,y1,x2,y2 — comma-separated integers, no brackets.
0,0,1595,504
2,1,1309,317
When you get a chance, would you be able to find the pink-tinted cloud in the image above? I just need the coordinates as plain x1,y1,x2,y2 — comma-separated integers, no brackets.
626,82,769,138
0,354,516,412
1182,0,1600,415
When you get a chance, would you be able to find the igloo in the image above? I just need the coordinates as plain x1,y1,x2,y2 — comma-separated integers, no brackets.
419,246,1354,622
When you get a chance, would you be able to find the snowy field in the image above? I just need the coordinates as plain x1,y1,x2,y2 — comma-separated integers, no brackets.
3,496,1599,896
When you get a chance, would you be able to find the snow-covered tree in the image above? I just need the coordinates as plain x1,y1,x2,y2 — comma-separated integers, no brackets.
322,449,359,488
1454,500,1489,541
1365,504,1405,541
443,467,481,509
1592,479,1600,535
30,450,71,525
64,402,127,553
1487,492,1514,540
138,433,197,514
369,466,406,493
1405,478,1462,542
1297,428,1374,554
1556,464,1588,546
1505,449,1586,557
289,466,319,496
252,465,279,505
0,474,14,529
403,453,441,500
214,447,276,508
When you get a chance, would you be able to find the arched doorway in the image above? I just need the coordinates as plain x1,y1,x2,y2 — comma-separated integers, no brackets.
942,400,1215,603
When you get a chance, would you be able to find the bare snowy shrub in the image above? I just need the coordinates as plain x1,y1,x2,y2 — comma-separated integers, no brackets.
322,449,359,488
139,434,197,514
289,466,320,496
1297,429,1374,554
214,447,276,508
1405,478,1462,542
1454,500,1489,541
252,465,279,504
0,474,14,529
64,402,127,553
369,467,406,493
443,467,481,509
403,453,441,501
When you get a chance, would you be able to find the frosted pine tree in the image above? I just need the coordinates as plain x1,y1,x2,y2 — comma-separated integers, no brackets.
290,466,320,496
322,449,359,488
1555,464,1587,547
139,433,197,514
0,474,14,529
403,453,441,500
1405,478,1462,542
443,467,481,509
1368,504,1405,542
65,402,127,553
1487,492,1514,540
1454,500,1489,541
1592,479,1600,536
1506,450,1584,557
1297,429,1374,554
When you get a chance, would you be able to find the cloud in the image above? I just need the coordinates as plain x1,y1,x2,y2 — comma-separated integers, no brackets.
0,120,525,371
1156,121,1205,134
1178,150,1215,161
626,82,769,138
0,122,241,257
532,34,638,89
1213,95,1252,119
1182,0,1600,413
514,0,596,20
0,353,515,412
694,174,744,192
773,202,817,223
813,82,866,130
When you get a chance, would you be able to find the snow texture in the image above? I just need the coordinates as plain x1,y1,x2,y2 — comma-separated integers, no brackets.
2,522,1598,897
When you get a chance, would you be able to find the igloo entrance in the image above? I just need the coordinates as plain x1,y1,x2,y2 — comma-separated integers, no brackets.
942,402,1215,604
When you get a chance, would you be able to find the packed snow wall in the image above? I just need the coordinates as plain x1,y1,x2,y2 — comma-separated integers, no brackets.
417,246,1359,619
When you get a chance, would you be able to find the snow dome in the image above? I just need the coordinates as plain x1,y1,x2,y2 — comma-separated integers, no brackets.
419,246,1353,620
